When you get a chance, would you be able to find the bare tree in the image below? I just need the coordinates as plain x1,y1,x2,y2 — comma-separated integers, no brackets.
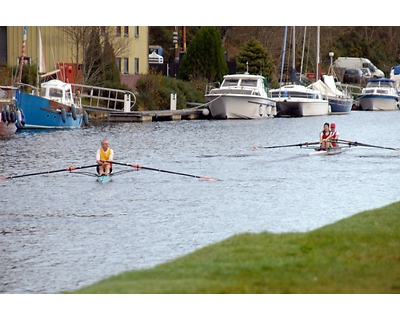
59,26,131,86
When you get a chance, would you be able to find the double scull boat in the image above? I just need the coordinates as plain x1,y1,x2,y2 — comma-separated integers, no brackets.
308,146,350,156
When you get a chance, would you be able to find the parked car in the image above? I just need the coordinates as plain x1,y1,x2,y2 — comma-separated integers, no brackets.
343,68,363,84
361,67,372,80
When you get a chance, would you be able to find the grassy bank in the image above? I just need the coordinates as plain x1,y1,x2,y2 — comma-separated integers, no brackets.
70,201,400,294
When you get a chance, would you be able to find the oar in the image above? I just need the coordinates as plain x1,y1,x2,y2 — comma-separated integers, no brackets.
0,164,98,180
112,161,218,181
253,142,320,150
338,139,400,151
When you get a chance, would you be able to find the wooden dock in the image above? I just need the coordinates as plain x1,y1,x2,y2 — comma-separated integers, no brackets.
82,105,208,122
108,109,206,122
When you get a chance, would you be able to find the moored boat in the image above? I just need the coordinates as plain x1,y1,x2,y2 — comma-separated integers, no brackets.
17,80,89,129
204,73,276,119
0,86,22,136
309,76,353,114
358,78,400,111
269,84,330,117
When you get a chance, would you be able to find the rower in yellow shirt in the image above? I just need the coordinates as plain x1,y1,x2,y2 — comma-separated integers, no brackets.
96,139,114,176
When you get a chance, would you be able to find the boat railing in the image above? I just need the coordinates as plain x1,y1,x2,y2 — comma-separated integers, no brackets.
69,83,137,112
205,82,220,94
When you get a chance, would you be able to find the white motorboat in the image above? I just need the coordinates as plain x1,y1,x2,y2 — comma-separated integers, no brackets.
204,74,276,119
358,78,400,111
269,84,330,117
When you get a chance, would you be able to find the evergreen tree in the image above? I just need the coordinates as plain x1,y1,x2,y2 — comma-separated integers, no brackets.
83,27,103,86
178,27,227,83
103,35,121,85
236,37,274,84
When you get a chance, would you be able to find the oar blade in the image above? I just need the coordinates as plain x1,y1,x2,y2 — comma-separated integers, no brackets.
198,176,219,182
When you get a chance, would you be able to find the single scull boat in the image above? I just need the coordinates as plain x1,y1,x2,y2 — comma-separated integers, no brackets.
97,174,112,184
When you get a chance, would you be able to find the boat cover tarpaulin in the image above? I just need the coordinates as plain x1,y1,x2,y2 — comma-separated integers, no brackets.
392,65,400,75
309,76,350,99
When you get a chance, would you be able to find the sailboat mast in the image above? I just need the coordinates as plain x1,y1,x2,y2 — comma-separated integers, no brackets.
292,26,295,70
279,26,288,88
316,26,320,81
18,26,27,83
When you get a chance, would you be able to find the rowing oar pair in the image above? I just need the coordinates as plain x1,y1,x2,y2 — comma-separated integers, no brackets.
111,161,218,181
338,139,400,151
0,163,218,182
253,142,320,150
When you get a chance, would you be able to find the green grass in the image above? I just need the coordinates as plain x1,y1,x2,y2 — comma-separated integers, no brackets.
69,202,400,293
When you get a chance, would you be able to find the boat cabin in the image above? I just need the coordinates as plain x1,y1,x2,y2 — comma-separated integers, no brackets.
363,78,398,95
210,74,269,96
270,85,323,100
38,80,74,106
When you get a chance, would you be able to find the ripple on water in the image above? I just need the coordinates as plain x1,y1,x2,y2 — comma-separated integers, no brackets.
2,112,400,293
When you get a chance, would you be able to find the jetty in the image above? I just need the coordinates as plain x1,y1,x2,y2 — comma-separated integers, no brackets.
82,105,206,122
70,83,209,122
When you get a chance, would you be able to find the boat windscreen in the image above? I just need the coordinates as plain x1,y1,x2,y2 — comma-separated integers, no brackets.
222,79,239,87
240,80,257,87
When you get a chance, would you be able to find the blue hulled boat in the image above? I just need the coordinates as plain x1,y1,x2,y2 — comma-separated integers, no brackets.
17,80,88,129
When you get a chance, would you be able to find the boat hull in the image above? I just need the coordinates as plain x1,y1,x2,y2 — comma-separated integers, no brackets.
17,91,83,129
275,99,329,117
97,175,112,184
205,94,276,119
358,95,400,111
309,147,349,156
0,122,17,136
329,97,353,114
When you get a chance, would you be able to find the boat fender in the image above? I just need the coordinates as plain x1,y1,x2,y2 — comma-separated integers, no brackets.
10,111,16,123
83,111,89,126
20,109,26,126
70,104,77,120
16,109,22,122
61,107,67,123
5,110,11,122
202,108,210,116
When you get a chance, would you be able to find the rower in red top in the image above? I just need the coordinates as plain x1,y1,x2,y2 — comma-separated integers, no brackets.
329,123,339,148
319,122,331,150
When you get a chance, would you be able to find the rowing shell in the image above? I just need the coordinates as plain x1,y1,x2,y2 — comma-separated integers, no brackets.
309,146,349,156
97,174,112,184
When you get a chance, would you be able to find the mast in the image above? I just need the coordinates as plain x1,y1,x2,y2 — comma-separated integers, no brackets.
316,26,320,81
300,27,307,77
279,26,288,88
292,26,295,71
18,26,27,83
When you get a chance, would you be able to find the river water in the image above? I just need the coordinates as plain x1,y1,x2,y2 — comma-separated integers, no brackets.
1,111,400,294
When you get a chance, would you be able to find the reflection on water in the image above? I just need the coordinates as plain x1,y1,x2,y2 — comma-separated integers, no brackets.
1,111,400,293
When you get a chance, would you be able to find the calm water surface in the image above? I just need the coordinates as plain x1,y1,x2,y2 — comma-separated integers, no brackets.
1,111,400,293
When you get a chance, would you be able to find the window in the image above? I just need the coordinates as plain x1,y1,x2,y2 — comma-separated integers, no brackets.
123,58,129,74
135,58,139,74
124,26,129,37
135,26,139,38
116,26,121,37
116,58,121,73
